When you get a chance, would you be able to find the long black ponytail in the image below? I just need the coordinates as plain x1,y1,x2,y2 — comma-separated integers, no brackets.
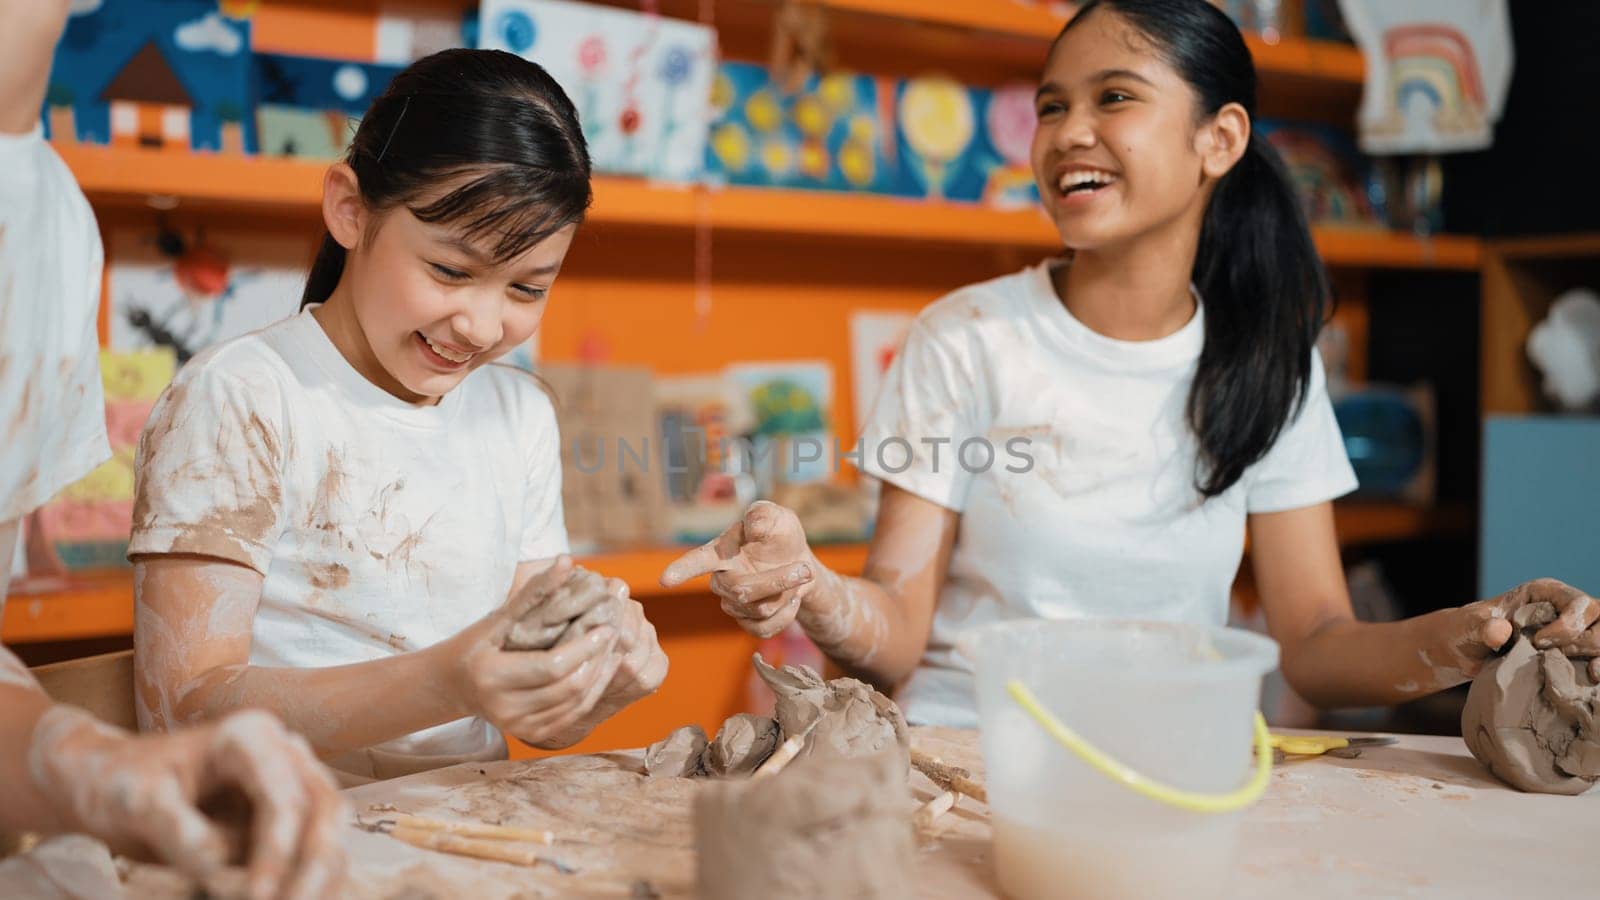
301,48,593,308
1060,0,1330,498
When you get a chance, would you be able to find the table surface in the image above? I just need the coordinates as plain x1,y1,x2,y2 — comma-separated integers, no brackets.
251,726,1598,899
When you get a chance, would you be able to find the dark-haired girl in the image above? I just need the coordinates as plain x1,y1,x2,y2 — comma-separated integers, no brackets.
663,0,1597,726
130,49,666,783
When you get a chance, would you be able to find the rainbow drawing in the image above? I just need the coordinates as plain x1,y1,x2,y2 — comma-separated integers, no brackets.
1374,24,1487,142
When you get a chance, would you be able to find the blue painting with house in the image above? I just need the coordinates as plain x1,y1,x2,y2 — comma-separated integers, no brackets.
45,0,255,153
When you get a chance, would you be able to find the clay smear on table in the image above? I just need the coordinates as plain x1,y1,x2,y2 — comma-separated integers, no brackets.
1461,601,1600,794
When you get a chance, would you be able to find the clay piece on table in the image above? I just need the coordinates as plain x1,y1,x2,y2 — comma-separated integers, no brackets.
694,744,913,900
644,724,708,778
0,834,125,900
702,713,781,777
1461,602,1600,795
753,654,910,770
503,567,617,651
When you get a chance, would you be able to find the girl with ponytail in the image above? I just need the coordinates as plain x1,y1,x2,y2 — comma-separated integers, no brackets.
663,0,1598,725
129,49,666,783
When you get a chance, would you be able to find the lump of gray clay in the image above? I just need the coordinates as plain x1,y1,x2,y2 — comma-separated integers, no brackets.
695,745,913,900
503,567,616,651
645,724,708,778
1461,602,1600,795
703,713,781,777
753,654,909,770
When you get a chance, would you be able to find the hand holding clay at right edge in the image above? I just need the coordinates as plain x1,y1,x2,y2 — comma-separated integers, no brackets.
659,501,821,639
442,555,627,748
1427,577,1600,686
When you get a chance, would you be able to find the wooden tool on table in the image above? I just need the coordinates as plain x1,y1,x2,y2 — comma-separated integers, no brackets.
357,812,574,874
910,749,987,804
909,749,987,830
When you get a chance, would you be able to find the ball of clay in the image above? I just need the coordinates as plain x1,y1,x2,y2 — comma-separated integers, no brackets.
503,567,615,651
645,724,708,778
704,714,781,777
1461,603,1600,795
695,746,913,900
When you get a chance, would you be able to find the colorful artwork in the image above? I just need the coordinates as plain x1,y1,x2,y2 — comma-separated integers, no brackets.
44,0,256,153
982,83,1041,209
705,62,899,194
1258,121,1382,228
36,349,177,571
724,361,833,490
252,52,401,158
893,79,1040,206
479,0,716,182
1338,1,1513,154
108,226,310,363
848,311,915,424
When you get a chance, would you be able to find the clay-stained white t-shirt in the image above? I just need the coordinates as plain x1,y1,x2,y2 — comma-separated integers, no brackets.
0,126,110,524
858,260,1358,727
130,308,568,773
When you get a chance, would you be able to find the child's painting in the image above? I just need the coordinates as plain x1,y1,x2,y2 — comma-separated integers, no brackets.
108,226,310,364
848,311,915,425
479,0,716,182
704,62,899,195
893,78,1041,207
44,0,256,153
1258,120,1383,229
724,361,833,491
35,349,177,571
253,52,402,159
1338,1,1514,154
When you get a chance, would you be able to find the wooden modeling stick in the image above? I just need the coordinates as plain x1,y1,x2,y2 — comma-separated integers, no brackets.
910,749,987,804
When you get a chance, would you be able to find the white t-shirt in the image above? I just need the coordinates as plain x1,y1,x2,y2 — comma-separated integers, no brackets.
0,126,110,524
130,308,569,777
858,260,1358,727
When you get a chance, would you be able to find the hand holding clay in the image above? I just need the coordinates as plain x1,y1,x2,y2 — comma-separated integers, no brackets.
448,555,623,746
1445,578,1600,683
28,706,346,900
660,501,820,639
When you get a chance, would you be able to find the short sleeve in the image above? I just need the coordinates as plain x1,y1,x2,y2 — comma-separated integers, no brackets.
856,318,989,513
0,127,111,521
519,390,570,561
128,364,286,573
1245,351,1360,513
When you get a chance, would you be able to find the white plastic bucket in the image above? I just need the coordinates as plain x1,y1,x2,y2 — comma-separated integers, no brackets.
965,619,1279,900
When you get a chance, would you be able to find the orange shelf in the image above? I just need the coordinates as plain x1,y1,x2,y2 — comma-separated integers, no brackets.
0,543,872,644
814,0,1364,85
57,143,1480,268
1333,501,1474,546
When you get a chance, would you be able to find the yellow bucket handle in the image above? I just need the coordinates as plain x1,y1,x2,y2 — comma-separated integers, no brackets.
1007,679,1272,815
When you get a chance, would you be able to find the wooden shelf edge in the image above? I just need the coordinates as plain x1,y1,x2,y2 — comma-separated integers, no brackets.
6,500,1476,644
1,543,874,644
1333,501,1474,547
816,0,1363,84
59,143,1481,268
1485,234,1600,261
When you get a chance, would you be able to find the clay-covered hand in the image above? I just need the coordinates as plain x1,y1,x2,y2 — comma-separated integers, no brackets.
29,706,346,900
597,589,669,705
660,501,820,639
1443,577,1600,681
447,555,623,745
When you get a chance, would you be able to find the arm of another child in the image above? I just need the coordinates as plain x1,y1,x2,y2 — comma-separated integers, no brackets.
0,0,68,134
135,553,625,755
1251,503,1600,708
